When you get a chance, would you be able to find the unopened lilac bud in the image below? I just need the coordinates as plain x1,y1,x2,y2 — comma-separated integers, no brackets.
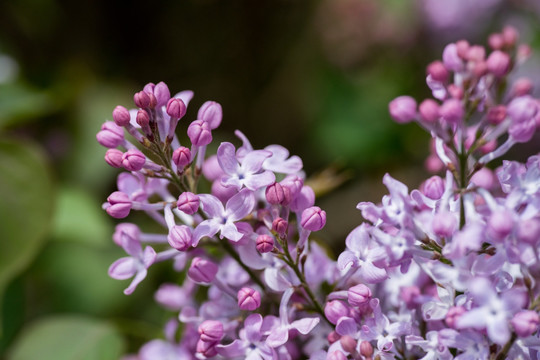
440,98,464,124
472,60,488,77
517,44,532,63
502,25,518,47
470,168,495,189
265,182,290,205
122,149,146,171
487,105,506,125
445,306,465,328
400,286,420,309
513,78,533,96
256,234,274,253
237,287,261,311
443,43,463,71
134,91,151,108
280,175,303,198
512,310,540,337
324,300,349,325
153,81,171,107
168,225,192,251
488,33,504,50
517,218,540,244
113,223,140,246
456,40,469,58
447,84,463,99
105,149,124,168
188,257,218,284
188,120,212,146
340,335,357,353
427,61,448,82
272,217,288,237
425,154,444,173
196,339,218,358
360,341,374,358
202,155,222,181
211,180,237,203
96,121,124,148
422,176,445,199
136,109,150,128
348,284,372,307
112,105,131,126
389,96,416,123
466,45,485,62
487,50,511,77
509,118,536,143
432,211,457,238
177,192,199,215
166,98,186,119
172,146,191,168
488,210,514,241
301,206,326,231
508,96,538,124
198,101,223,130
328,351,347,360
198,320,224,342
327,331,340,344
106,191,132,218
419,99,440,123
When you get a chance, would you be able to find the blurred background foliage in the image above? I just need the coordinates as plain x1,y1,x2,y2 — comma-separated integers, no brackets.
1,0,540,358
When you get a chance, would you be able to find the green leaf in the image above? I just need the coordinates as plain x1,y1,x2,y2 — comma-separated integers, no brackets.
0,139,54,329
0,84,53,128
7,316,125,360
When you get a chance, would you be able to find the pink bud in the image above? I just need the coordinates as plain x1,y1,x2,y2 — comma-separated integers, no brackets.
432,211,457,238
122,149,146,171
427,61,448,82
136,109,150,128
280,175,303,199
188,257,218,284
106,191,132,218
389,96,417,123
456,40,469,59
347,284,372,307
488,33,504,50
517,218,540,244
502,26,518,47
487,50,511,77
166,98,186,119
256,234,274,253
443,43,464,71
508,96,538,123
400,286,420,308
445,306,465,328
328,351,347,360
196,339,218,358
487,105,506,125
113,223,140,246
96,121,124,148
301,206,326,231
419,99,440,123
211,180,237,203
470,168,495,189
509,118,536,143
512,310,540,337
340,335,357,353
324,300,349,325
359,341,374,358
466,45,485,62
168,225,192,251
172,146,191,168
105,149,124,168
237,287,261,311
272,217,288,237
265,182,290,205
487,210,514,241
440,98,464,124
513,78,533,96
447,84,463,99
422,176,445,199
198,320,224,342
198,101,223,129
177,192,199,215
187,120,212,146
153,82,171,107
134,91,151,108
327,331,340,344
202,155,223,181
425,154,444,173
112,105,131,126
472,61,488,77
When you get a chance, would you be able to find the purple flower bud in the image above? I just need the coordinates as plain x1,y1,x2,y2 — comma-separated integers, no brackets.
448,84,463,99
442,43,463,72
265,182,290,205
455,40,469,59
472,61,488,77
280,175,303,199
466,45,485,62
445,306,465,329
427,61,449,82
136,109,150,128
512,78,533,96
211,180,236,203
168,225,192,251
517,218,540,244
400,286,420,309
198,320,224,342
507,96,538,123
348,284,372,307
172,146,191,168
153,82,171,107
122,149,146,171
301,206,326,231
470,168,495,189
113,223,140,246
188,257,218,284
202,155,223,181
432,211,457,238
511,310,540,337
134,91,151,108
327,351,347,360
327,331,340,344
422,176,445,199
419,99,440,123
112,105,131,126
340,335,357,353
196,339,218,358
256,234,274,253
389,96,417,123
187,120,212,146
503,25,518,47
487,210,514,241
488,33,504,50
177,192,199,215
324,300,349,325
359,341,374,358
237,287,261,311
96,121,124,148
272,217,288,237
105,149,124,168
487,105,506,125
440,98,464,124
198,101,223,130
166,98,186,119
106,191,132,218
509,118,536,143
487,50,511,77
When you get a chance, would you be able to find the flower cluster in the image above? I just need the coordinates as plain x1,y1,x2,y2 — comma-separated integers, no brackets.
99,27,540,360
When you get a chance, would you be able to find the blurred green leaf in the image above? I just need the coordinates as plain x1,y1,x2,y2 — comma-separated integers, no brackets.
51,186,112,246
7,316,125,360
0,84,53,128
0,139,53,329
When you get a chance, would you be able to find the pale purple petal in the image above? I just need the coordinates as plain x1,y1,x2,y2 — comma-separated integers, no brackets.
335,316,357,336
290,186,315,212
124,268,148,295
117,173,141,196
263,145,303,174
109,257,137,280
173,90,194,107
487,317,510,345
221,175,242,190
360,261,388,283
264,268,291,291
337,251,358,271
216,340,246,358
266,326,289,348
199,193,225,217
238,243,267,270
234,130,254,159
220,222,243,242
244,171,275,191
121,235,142,258
456,308,489,329
226,189,255,221
142,246,157,268
290,317,320,335
242,150,272,173
345,224,371,253
218,142,240,175
193,219,220,246
245,313,264,343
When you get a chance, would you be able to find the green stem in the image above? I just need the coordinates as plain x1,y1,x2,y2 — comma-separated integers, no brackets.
495,333,517,360
220,238,268,293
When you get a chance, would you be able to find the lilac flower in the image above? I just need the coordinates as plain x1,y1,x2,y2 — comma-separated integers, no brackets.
406,331,453,360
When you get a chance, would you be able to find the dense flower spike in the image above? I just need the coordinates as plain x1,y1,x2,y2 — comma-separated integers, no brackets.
100,29,540,358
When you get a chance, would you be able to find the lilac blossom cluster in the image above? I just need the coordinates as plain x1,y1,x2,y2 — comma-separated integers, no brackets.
98,27,540,360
